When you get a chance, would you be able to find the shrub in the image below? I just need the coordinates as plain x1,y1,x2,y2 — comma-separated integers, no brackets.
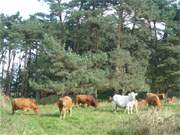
109,109,179,135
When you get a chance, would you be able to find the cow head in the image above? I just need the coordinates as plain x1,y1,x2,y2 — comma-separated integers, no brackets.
128,92,137,101
34,106,40,113
91,99,98,108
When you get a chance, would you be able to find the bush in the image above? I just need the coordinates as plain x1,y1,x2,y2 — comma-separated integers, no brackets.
109,109,179,135
38,95,59,105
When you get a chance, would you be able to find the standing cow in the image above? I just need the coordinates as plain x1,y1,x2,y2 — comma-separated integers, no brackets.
126,99,138,114
146,93,161,108
112,92,138,113
11,98,39,114
56,96,73,119
75,95,97,107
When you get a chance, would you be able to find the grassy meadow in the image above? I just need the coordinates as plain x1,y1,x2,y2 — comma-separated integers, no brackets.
0,97,180,135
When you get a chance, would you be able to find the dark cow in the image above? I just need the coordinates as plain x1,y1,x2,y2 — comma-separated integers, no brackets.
76,95,97,107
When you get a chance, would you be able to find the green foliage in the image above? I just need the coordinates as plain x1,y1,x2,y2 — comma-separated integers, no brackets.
1,0,180,96
109,48,150,92
29,44,110,94
110,108,180,135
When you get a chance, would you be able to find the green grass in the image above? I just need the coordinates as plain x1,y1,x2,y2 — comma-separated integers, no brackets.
0,100,180,135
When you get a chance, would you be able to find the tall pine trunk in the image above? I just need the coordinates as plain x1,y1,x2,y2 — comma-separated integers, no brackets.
4,48,12,95
8,50,16,94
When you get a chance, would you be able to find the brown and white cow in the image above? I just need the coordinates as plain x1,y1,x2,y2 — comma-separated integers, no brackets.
75,95,97,107
11,98,39,114
146,93,161,108
137,99,148,108
56,96,73,119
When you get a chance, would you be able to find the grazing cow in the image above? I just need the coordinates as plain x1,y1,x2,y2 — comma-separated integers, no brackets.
76,95,97,107
155,93,165,100
137,99,148,108
126,99,138,114
11,98,39,114
167,97,177,104
146,93,161,108
112,92,138,112
56,96,73,119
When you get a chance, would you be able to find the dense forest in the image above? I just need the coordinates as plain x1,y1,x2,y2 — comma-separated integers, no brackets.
0,0,179,97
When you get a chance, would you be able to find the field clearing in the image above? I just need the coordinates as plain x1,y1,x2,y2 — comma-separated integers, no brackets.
0,100,180,135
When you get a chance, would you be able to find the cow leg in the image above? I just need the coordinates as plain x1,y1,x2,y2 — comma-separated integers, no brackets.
62,112,66,119
84,103,88,108
127,108,129,114
126,108,129,114
60,113,63,119
60,112,63,119
135,105,138,113
130,107,133,114
59,109,62,118
124,107,127,113
23,108,29,112
112,101,116,112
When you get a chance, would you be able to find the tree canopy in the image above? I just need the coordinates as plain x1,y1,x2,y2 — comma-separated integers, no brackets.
0,0,179,97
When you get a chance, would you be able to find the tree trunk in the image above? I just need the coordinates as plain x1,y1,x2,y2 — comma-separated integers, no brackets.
0,47,6,64
92,0,96,10
131,12,137,34
153,20,157,47
57,0,62,22
79,0,84,11
22,50,28,97
4,48,12,95
117,9,124,48
8,50,16,94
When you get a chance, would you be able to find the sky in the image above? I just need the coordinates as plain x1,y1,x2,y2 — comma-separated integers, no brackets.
0,0,49,19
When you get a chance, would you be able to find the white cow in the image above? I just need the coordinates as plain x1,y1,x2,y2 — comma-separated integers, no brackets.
126,99,138,114
112,92,137,112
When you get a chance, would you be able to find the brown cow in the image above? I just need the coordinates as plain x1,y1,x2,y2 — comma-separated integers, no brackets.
11,98,39,114
146,93,161,108
76,95,97,107
137,99,148,108
56,96,73,119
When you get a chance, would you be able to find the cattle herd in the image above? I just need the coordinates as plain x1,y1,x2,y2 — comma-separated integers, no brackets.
0,92,178,119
